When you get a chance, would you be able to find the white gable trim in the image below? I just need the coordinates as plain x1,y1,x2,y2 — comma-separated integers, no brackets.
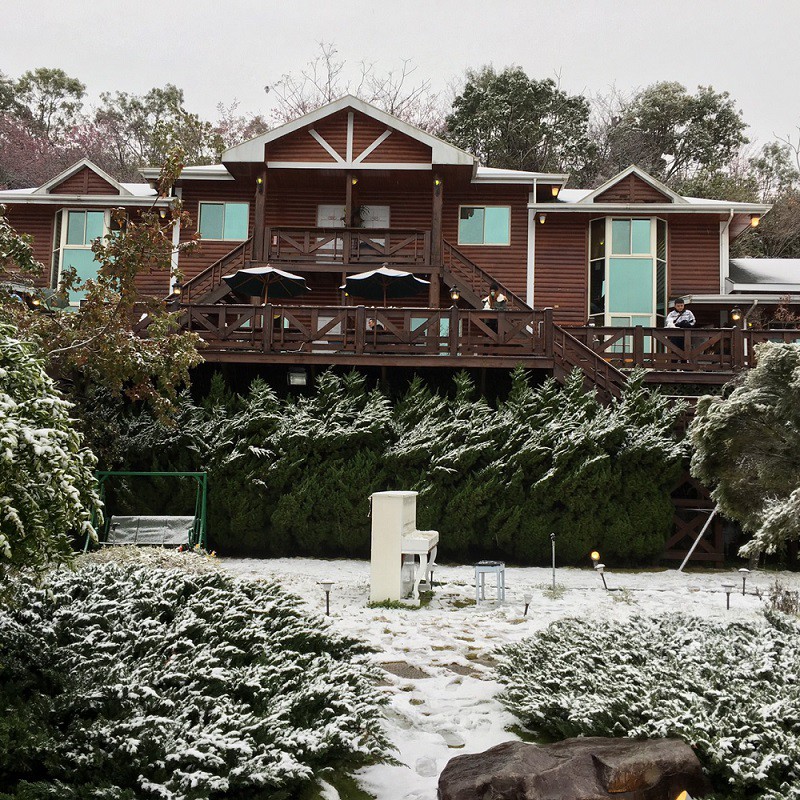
34,158,132,196
308,129,345,163
579,165,688,205
222,95,475,167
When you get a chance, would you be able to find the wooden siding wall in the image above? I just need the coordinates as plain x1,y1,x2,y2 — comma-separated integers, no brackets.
533,215,588,325
51,167,118,195
441,184,530,298
595,174,671,203
668,215,720,297
177,180,257,284
5,205,54,287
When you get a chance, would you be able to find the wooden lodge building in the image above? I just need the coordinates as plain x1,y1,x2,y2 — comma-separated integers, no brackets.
5,95,800,564
2,93,796,401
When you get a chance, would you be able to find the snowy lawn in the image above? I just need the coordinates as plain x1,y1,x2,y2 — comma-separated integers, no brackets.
220,558,800,800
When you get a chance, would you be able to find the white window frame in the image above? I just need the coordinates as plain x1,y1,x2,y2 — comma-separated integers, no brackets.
197,201,250,241
586,216,668,327
457,204,511,247
53,208,110,301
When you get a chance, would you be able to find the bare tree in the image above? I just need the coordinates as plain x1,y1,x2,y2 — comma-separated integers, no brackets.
266,42,446,133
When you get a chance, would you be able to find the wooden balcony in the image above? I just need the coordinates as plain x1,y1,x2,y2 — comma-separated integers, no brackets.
180,304,550,368
255,227,432,269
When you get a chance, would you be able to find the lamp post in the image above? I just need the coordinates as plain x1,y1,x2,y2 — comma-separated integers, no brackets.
731,306,743,326
595,563,609,591
319,580,334,615
523,592,533,617
739,568,750,595
550,532,556,591
449,286,460,304
721,582,736,610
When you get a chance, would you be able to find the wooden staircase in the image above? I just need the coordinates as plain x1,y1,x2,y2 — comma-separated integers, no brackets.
551,321,627,401
179,238,253,304
440,239,529,310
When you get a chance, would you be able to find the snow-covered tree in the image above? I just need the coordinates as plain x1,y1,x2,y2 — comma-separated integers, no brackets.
0,326,100,577
692,342,800,559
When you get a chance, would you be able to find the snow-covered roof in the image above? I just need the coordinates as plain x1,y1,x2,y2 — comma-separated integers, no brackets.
472,166,568,185
120,183,157,197
138,163,234,182
0,187,36,195
729,259,800,289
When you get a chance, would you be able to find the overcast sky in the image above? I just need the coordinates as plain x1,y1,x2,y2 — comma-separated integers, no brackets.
4,0,799,149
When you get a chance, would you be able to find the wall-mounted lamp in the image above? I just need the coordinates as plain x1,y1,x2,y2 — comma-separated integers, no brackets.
159,208,167,219
351,176,358,186
750,214,760,228
538,213,547,224
434,177,443,187
256,176,264,193
551,185,560,197
730,306,743,324
287,368,307,387
449,286,460,303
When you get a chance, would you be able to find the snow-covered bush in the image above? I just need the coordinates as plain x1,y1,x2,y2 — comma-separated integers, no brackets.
497,612,800,800
0,563,390,798
0,326,99,576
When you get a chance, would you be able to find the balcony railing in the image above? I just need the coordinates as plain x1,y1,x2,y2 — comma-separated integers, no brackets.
257,227,431,267
180,303,548,358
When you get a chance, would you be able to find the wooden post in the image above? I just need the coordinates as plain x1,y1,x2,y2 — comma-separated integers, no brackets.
428,267,440,308
449,306,459,355
431,173,443,266
253,167,267,262
345,171,355,228
633,326,644,367
733,326,745,370
355,305,366,355
543,307,554,357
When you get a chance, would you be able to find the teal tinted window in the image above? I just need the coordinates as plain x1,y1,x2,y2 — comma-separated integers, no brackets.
85,211,105,243
631,219,651,253
484,207,510,244
459,207,485,244
608,258,653,314
62,249,98,305
611,220,630,254
66,211,85,245
223,203,249,240
199,203,224,239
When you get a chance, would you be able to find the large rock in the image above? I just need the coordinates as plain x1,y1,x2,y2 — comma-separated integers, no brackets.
438,737,710,800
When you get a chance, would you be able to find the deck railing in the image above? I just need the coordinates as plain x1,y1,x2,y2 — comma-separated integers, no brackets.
258,227,431,267
570,325,800,372
180,303,548,358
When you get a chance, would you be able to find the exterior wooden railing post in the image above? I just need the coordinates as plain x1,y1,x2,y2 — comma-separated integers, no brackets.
449,306,459,355
252,167,267,261
633,325,644,367
543,308,554,357
732,326,745,370
343,230,352,266
355,305,366,354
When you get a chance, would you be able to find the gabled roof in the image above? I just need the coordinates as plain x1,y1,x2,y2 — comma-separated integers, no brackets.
33,158,133,196
578,165,688,205
221,95,475,167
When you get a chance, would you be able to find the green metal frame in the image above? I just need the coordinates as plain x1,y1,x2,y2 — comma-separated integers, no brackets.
86,470,208,551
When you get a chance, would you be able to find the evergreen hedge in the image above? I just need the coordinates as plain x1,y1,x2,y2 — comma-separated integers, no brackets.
101,368,683,564
0,562,389,799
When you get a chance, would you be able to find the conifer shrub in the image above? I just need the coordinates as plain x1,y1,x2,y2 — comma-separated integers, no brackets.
102,368,682,565
0,563,389,799
497,612,800,800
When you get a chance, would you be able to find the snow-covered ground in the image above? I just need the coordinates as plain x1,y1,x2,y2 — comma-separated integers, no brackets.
220,558,800,800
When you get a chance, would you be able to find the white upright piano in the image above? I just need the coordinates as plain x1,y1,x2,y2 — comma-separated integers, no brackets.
369,491,439,602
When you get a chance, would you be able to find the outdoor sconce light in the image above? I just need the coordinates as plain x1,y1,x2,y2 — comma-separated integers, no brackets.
551,185,560,197
721,582,736,610
731,306,743,324
319,580,334,615
287,368,308,387
434,177,443,187
750,214,761,228
739,568,751,595
256,176,264,193
159,208,167,219
351,176,358,185
173,281,183,297
538,213,547,224
523,592,533,616
594,562,609,591
449,286,460,303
